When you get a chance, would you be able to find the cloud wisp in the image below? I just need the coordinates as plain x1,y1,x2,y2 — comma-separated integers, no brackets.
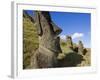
60,32,84,41
60,35,66,41
72,32,84,39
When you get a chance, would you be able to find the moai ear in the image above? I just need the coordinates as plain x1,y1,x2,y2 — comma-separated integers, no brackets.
34,11,43,36
51,22,62,35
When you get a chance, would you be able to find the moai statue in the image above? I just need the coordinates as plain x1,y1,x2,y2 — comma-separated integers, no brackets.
78,40,84,55
66,36,73,49
31,11,62,68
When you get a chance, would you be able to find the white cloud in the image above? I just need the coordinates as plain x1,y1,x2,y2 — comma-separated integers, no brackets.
72,32,84,39
60,35,66,40
60,33,84,41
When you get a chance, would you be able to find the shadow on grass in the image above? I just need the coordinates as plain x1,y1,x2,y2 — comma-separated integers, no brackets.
57,52,84,67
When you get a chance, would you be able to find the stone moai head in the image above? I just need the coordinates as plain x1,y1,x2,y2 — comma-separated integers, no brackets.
78,40,84,54
34,11,62,53
78,40,84,49
66,36,73,49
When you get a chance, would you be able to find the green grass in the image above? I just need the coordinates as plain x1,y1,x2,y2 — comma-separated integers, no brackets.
23,13,91,68
23,17,39,69
60,41,74,54
60,41,91,67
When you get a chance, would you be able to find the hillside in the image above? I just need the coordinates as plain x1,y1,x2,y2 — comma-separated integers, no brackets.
23,11,39,69
23,11,91,69
58,37,91,67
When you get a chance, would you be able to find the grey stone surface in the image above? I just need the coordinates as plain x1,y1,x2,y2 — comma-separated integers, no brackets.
32,11,62,68
78,40,84,55
66,36,73,49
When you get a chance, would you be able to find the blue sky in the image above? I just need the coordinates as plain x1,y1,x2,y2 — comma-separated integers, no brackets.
24,10,91,48
50,11,91,48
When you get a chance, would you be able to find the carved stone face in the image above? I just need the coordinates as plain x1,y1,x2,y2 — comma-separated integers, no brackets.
35,11,62,53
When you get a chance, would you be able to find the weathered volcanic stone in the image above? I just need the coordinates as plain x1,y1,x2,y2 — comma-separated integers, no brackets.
66,36,73,49
78,40,84,55
31,11,62,68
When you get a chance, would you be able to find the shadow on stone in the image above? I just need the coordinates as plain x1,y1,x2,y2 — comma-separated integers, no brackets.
58,52,84,67
83,48,87,55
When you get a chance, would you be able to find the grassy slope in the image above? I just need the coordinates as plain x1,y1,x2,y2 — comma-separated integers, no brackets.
23,12,91,68
60,41,91,67
23,16,39,69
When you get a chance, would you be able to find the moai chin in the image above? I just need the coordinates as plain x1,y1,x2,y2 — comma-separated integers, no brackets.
32,11,62,68
66,36,73,49
78,40,84,55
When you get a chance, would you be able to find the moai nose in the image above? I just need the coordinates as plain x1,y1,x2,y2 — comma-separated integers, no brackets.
51,22,62,35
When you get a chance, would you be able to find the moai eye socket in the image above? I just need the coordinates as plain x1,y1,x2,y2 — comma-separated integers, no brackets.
51,22,62,36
